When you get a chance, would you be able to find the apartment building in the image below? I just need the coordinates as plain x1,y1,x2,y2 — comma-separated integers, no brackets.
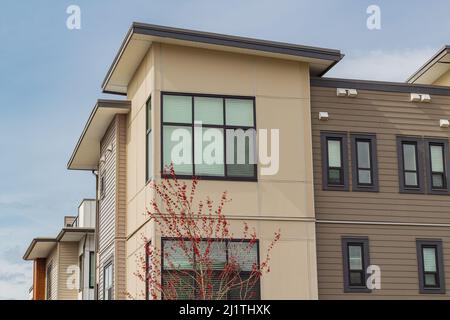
311,78,450,299
67,23,345,300
23,200,96,300
63,24,450,300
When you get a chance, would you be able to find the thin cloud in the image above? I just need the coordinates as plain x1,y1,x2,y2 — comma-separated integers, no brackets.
327,47,437,82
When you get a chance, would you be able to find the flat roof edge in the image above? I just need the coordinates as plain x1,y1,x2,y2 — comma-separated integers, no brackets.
311,77,450,96
102,22,344,94
406,45,450,83
67,99,131,170
23,238,57,261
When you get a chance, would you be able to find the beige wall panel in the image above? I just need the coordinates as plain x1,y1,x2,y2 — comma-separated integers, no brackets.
160,44,256,95
259,181,314,218
254,57,309,99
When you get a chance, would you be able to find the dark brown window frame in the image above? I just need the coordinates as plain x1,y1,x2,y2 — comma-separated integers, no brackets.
416,239,445,294
79,254,84,292
88,251,95,289
397,136,425,194
321,132,349,191
342,237,371,293
424,138,450,195
146,96,152,183
103,259,114,300
351,134,378,192
160,92,257,182
160,237,261,300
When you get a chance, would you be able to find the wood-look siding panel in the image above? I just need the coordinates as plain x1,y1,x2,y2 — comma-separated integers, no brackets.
316,223,450,299
115,114,127,299
311,86,450,224
46,247,58,300
98,118,117,299
57,242,78,300
98,114,128,300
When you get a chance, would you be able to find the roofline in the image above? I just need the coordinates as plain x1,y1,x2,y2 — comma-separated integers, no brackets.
23,228,95,260
311,77,450,96
23,238,57,261
406,45,450,83
67,99,131,170
56,227,95,241
102,22,344,94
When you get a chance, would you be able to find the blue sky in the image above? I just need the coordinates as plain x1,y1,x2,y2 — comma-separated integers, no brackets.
1,0,450,299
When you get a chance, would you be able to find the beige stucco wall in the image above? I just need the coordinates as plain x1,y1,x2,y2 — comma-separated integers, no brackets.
433,69,450,86
125,43,317,299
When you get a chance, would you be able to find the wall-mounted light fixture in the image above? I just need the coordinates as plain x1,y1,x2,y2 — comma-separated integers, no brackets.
411,93,431,103
440,119,450,128
319,112,329,120
337,88,358,97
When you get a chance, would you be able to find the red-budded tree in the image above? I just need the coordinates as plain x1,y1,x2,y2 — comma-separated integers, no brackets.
133,165,281,300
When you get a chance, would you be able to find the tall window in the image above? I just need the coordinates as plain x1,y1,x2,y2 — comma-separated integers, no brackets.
321,132,348,190
342,237,370,293
79,254,84,292
425,139,449,194
146,97,152,182
351,134,378,191
161,239,260,300
46,262,53,300
417,240,445,294
403,142,419,187
103,262,113,300
89,252,95,289
397,137,424,193
161,93,256,180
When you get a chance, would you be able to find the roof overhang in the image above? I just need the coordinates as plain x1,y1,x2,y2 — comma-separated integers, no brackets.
23,238,57,261
67,99,130,170
23,228,95,261
407,46,450,84
102,22,344,95
56,228,95,242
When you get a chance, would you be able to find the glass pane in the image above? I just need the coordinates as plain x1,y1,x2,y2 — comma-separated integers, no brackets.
328,140,341,167
163,126,193,175
430,145,444,173
225,99,254,126
194,97,223,125
423,247,437,272
163,240,194,270
357,141,371,169
433,174,444,188
198,241,227,270
425,273,437,287
194,127,225,176
349,271,363,286
89,252,95,287
405,172,418,186
358,169,372,185
146,98,152,130
348,245,362,270
163,95,192,123
227,133,255,177
228,242,258,272
162,271,195,300
403,143,417,171
146,131,152,180
328,168,341,185
228,273,259,300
